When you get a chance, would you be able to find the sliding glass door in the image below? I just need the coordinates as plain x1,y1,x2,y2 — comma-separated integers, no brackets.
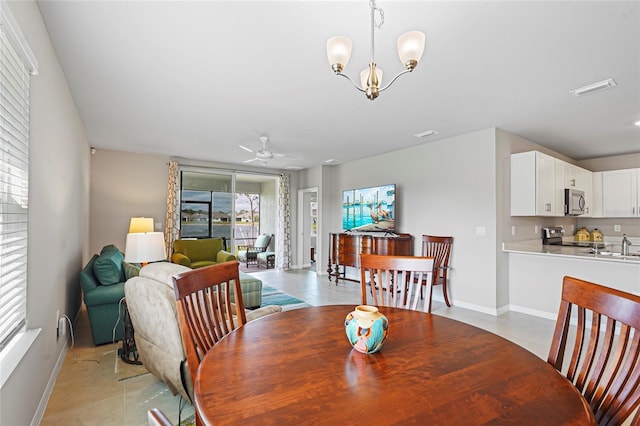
179,170,277,254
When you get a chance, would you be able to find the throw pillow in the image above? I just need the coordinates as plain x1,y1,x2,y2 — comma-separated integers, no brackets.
93,245,125,286
122,261,141,280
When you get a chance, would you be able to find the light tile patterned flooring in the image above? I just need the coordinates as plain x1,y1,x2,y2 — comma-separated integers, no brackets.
41,268,557,425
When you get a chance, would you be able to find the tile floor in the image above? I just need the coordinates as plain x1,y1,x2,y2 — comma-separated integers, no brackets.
41,268,558,426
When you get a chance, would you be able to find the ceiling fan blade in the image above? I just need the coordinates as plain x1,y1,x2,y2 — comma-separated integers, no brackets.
238,145,254,153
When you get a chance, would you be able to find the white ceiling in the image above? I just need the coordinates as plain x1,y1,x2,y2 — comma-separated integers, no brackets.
36,1,640,170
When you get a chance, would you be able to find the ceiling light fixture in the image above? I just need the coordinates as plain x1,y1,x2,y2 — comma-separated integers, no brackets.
634,120,640,127
569,78,617,97
326,0,425,101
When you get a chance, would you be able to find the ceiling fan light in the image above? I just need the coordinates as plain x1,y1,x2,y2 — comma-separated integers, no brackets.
327,36,352,73
360,66,383,90
397,31,425,70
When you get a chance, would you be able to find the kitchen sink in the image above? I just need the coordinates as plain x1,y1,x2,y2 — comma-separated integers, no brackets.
582,250,640,259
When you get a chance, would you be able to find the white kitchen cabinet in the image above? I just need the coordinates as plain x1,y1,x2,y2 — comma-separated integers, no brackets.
592,172,603,217
511,151,559,216
601,168,639,217
556,161,593,216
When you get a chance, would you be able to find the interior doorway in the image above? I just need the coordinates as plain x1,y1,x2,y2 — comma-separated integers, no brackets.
297,187,319,272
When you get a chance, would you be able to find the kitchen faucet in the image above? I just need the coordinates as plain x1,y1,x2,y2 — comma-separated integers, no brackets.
622,234,631,256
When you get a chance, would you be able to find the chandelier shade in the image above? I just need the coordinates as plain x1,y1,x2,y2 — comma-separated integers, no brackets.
326,0,425,100
397,31,426,70
360,66,383,90
327,36,353,73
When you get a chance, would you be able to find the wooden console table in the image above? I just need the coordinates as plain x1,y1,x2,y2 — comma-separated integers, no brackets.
327,232,413,283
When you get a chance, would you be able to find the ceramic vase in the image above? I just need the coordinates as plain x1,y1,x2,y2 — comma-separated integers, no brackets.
345,305,388,354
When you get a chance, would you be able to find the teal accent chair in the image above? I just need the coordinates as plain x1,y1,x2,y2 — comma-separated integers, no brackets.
238,234,272,267
80,245,139,345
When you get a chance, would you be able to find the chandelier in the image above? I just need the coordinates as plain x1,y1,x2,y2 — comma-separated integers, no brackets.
326,0,425,100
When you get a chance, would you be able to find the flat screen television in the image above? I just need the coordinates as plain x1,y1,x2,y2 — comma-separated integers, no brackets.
342,183,396,232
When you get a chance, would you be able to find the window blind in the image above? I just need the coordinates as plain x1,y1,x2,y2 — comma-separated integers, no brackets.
0,17,30,351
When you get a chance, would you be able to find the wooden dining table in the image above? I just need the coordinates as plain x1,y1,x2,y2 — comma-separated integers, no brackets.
194,305,595,425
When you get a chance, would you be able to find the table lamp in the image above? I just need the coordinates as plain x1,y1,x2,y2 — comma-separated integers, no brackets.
129,217,154,234
124,232,166,265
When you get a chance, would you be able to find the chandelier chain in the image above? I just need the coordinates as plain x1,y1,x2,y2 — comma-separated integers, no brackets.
370,0,384,29
369,0,384,64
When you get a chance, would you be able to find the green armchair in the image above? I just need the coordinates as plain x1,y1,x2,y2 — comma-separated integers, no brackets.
171,238,236,269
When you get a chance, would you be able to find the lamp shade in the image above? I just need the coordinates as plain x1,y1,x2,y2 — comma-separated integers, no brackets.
327,36,352,69
360,66,383,90
129,217,154,233
124,232,166,263
397,31,426,67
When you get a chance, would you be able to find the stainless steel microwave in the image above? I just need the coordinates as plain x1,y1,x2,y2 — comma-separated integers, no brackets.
564,188,586,216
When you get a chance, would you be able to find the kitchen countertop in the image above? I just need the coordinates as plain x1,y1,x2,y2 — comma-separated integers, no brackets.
503,238,640,264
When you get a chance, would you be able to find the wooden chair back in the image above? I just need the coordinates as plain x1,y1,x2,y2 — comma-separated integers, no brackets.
172,260,247,388
421,235,453,308
547,276,640,425
360,254,434,311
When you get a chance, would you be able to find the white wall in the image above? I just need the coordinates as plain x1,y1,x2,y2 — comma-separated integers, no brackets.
0,2,90,425
578,153,640,172
90,149,170,256
325,129,500,312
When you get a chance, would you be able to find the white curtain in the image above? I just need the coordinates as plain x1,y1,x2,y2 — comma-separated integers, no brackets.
164,161,180,258
276,173,291,270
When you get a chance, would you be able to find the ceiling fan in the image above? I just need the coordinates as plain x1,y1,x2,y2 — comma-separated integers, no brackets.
239,136,285,164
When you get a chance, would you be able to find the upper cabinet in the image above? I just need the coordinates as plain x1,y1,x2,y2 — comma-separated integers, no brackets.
594,169,639,217
556,161,593,216
511,151,559,216
510,150,637,218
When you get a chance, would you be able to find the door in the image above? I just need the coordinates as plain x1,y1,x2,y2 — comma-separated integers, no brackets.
297,187,319,271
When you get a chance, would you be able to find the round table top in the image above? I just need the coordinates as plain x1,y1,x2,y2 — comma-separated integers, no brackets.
195,305,595,425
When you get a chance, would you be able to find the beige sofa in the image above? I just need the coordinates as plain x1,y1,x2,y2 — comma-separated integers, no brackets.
124,262,282,401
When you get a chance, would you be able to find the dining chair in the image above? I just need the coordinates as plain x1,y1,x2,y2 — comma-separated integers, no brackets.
172,260,247,425
147,408,173,426
547,276,640,426
360,254,434,311
421,235,453,310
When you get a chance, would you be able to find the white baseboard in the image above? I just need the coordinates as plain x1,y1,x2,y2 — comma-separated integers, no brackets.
508,304,557,321
31,306,81,426
31,335,69,426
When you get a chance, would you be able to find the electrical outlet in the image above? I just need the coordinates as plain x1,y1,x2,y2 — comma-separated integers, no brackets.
511,226,516,236
534,226,539,235
614,225,621,232
58,317,66,336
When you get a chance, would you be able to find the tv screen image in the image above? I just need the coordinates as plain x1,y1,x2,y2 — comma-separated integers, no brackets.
342,184,396,232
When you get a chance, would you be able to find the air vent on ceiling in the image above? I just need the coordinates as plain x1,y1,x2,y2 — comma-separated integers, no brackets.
414,130,438,138
570,78,617,97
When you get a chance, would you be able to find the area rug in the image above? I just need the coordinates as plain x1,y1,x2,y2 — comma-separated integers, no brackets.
260,285,310,311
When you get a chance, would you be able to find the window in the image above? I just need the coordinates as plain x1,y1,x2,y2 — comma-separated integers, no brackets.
0,2,38,358
180,190,233,239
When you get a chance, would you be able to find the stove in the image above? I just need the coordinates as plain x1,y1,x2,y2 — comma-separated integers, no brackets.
541,227,606,248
